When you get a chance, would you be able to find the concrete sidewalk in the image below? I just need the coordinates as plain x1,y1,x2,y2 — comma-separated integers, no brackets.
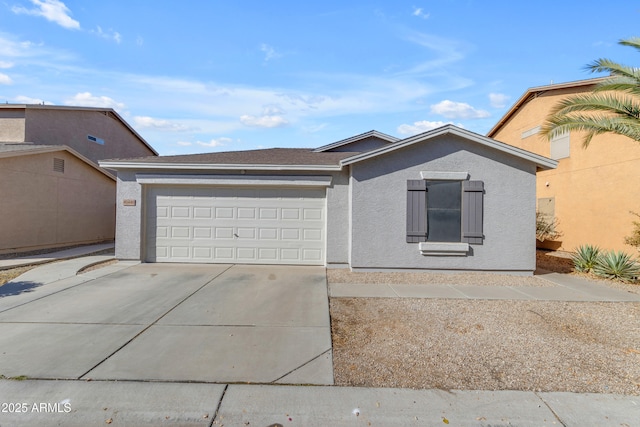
0,380,637,426
329,269,640,302
0,242,115,270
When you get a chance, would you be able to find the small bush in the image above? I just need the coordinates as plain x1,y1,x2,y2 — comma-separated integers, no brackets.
571,244,601,273
592,250,640,282
536,211,562,242
624,211,640,251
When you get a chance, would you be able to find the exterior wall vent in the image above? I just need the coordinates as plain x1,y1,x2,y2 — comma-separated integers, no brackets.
53,158,65,173
88,134,105,145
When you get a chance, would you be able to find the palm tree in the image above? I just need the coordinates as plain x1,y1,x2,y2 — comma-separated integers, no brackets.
541,37,640,147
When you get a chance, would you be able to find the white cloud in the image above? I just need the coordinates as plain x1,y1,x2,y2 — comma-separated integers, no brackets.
0,61,14,69
260,43,282,62
240,105,289,128
12,0,80,30
397,31,468,76
92,26,122,43
64,92,125,110
133,116,189,131
412,7,430,19
14,95,48,104
196,137,232,147
176,141,192,146
430,100,490,119
0,73,13,85
489,92,510,108
398,120,460,135
240,114,289,128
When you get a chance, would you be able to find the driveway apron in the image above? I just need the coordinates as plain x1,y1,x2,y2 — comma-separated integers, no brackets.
0,263,333,385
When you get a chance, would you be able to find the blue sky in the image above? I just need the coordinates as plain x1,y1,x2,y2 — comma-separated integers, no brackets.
1,1,640,155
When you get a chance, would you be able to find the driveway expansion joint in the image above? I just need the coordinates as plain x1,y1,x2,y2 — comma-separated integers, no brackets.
78,264,236,380
535,392,568,427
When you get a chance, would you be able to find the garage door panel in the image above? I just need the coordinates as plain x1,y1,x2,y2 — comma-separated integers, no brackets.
193,227,211,239
237,208,256,219
146,186,325,265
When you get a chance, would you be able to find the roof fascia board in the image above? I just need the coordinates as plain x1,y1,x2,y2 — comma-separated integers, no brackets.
99,161,343,172
135,174,333,187
313,130,399,152
341,125,558,170
486,77,607,137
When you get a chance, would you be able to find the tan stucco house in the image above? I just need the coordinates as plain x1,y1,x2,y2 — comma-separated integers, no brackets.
0,104,157,254
488,78,640,253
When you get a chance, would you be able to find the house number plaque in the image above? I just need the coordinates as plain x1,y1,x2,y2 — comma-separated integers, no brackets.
123,199,136,206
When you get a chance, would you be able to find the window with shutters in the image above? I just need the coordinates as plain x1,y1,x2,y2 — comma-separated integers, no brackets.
407,177,484,255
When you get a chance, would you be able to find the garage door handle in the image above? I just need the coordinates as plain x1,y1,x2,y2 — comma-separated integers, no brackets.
234,233,239,238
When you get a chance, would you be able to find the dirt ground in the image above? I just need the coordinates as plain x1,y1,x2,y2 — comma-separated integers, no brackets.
330,250,640,394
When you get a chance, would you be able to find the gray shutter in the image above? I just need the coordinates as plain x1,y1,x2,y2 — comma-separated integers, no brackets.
407,180,427,243
462,180,484,244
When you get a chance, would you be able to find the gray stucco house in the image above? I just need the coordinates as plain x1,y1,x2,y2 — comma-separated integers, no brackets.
101,125,557,274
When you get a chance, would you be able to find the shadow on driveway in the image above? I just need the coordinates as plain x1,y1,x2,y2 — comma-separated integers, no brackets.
0,281,43,297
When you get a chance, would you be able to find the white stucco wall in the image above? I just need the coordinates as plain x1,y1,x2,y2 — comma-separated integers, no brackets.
349,134,538,273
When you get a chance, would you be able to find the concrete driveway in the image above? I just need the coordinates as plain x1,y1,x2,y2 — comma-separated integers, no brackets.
0,263,333,385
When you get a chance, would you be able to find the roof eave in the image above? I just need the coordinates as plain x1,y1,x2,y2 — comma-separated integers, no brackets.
487,77,608,137
98,161,343,172
313,130,400,152
341,124,558,170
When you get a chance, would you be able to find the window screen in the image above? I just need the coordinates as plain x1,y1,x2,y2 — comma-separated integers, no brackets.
426,180,461,242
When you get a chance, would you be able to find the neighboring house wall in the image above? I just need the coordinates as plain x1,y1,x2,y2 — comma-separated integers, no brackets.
0,108,26,142
23,108,155,164
0,151,115,254
490,84,640,252
350,134,537,272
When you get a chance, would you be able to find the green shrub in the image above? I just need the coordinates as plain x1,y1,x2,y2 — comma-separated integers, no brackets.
592,250,640,282
571,244,601,273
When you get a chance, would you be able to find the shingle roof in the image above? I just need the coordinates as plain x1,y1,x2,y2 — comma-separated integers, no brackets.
105,148,358,166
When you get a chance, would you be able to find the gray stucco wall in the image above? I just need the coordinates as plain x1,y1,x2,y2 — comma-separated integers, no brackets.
349,134,538,273
113,169,350,264
327,136,393,153
114,171,143,260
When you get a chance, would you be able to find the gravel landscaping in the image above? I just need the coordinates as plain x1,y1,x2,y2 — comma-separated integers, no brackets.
329,250,640,394
331,298,640,394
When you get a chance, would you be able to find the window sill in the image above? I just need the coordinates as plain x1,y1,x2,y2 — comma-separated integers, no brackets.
419,242,469,256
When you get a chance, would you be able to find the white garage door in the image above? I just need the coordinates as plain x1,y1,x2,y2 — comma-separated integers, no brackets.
145,186,326,265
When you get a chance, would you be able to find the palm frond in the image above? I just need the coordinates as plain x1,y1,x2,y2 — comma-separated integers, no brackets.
619,37,640,52
545,93,640,119
594,76,640,95
541,36,640,148
586,59,640,82
542,114,640,147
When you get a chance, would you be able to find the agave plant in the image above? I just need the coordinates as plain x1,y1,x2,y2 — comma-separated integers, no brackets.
571,244,601,273
592,250,640,281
